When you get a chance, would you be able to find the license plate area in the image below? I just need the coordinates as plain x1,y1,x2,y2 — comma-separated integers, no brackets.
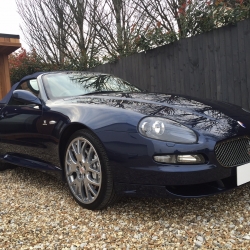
237,162,250,186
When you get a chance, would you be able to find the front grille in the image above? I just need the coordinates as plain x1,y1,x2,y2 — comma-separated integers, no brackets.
215,137,250,167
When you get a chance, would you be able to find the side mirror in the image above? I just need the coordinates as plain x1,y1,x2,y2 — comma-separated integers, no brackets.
13,90,42,106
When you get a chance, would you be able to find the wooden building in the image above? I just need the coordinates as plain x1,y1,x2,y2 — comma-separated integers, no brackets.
0,34,21,99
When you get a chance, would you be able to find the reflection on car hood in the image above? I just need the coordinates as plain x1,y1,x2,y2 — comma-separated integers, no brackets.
55,92,249,138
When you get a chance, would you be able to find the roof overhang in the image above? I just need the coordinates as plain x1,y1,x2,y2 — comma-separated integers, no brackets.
0,33,21,55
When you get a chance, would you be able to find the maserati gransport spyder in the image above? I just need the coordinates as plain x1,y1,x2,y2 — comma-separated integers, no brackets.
0,71,250,210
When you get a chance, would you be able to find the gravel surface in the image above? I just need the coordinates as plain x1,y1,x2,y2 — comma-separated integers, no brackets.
1,167,250,249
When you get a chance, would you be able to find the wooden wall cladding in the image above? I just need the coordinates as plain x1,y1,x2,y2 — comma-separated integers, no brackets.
0,34,21,99
89,18,250,109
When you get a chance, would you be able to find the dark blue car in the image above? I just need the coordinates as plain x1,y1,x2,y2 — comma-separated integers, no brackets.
0,71,250,210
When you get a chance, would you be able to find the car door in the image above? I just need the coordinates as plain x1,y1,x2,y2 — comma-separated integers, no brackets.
0,80,46,164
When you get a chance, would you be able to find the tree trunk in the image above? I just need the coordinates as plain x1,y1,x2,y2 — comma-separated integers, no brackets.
112,0,123,55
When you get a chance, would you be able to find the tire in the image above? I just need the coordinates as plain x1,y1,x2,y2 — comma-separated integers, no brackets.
0,161,17,171
64,129,117,210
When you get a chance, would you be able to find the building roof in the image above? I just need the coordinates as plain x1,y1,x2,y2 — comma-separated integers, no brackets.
0,33,21,55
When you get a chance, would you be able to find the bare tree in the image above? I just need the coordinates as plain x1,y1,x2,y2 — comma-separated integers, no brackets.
60,0,103,68
134,0,216,38
17,0,101,68
92,0,151,59
17,0,71,65
18,0,248,68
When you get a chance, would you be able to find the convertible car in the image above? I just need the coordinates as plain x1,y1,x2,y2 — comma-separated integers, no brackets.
0,71,250,210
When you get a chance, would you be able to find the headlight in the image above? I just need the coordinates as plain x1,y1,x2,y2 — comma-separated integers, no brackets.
138,117,197,143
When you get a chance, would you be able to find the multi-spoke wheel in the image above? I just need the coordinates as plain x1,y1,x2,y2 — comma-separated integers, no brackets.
64,129,116,210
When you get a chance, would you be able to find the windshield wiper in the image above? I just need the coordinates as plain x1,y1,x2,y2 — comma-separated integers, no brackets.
81,90,122,96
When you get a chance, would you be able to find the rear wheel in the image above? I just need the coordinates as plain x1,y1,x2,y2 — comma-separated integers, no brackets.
64,129,117,210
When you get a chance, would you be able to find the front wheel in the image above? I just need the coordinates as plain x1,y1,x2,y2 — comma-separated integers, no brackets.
64,129,117,210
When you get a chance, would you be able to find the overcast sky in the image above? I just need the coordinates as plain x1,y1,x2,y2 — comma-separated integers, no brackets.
0,0,27,49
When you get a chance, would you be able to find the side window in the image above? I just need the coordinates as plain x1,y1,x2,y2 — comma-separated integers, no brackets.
8,79,40,106
16,80,40,96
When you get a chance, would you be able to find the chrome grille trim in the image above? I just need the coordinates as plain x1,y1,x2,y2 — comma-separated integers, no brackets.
215,137,250,167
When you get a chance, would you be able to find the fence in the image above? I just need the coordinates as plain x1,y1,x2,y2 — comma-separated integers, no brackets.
89,18,250,109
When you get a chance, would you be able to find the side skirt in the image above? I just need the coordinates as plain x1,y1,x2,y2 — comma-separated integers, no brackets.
0,154,63,179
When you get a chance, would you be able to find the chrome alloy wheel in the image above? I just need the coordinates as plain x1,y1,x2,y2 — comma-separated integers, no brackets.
65,137,102,204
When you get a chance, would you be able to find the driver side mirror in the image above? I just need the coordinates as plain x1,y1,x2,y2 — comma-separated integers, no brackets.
13,90,42,106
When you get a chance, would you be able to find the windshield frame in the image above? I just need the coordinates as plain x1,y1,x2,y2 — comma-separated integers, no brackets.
41,72,142,100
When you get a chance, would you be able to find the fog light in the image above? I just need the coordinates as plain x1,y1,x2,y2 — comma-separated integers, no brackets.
154,154,205,164
154,155,176,163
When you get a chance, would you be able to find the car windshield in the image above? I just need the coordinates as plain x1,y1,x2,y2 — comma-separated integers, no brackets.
42,72,141,99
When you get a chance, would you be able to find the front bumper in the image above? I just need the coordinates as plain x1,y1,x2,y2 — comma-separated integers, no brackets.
99,131,248,198
112,158,237,198
114,176,237,198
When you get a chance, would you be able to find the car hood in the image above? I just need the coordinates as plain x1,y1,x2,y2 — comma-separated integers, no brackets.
54,92,250,139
